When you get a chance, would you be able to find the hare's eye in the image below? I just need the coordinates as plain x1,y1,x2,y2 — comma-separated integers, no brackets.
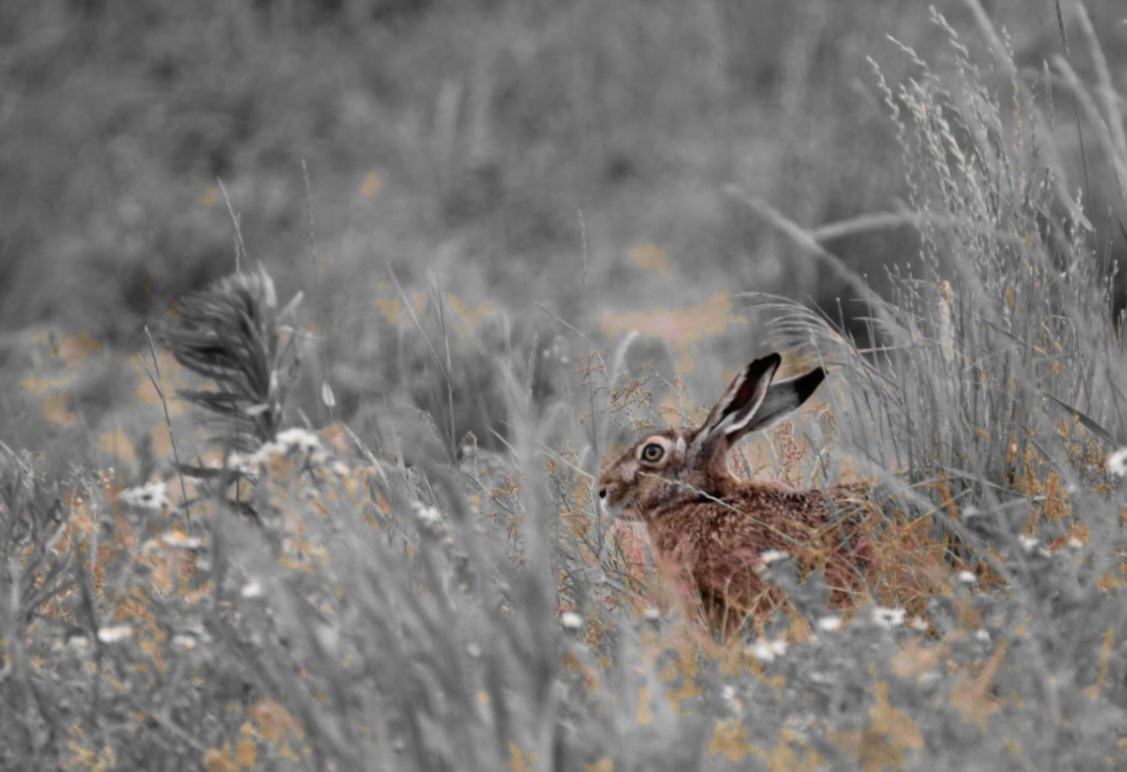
639,442,665,464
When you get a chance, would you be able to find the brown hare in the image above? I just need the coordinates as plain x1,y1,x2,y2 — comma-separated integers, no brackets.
599,353,874,635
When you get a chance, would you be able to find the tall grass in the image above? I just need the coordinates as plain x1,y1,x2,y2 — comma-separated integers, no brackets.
838,3,1127,548
3,5,1127,772
753,2,1127,765
868,5,1125,497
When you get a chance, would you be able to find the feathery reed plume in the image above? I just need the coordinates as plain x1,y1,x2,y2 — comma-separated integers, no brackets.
162,265,303,456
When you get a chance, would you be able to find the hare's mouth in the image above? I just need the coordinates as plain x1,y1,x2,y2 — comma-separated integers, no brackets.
599,487,640,522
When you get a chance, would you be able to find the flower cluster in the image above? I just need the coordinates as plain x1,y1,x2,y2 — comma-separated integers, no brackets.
119,481,169,511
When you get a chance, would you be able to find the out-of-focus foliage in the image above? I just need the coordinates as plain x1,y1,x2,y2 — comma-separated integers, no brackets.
3,0,1126,456
3,0,1123,341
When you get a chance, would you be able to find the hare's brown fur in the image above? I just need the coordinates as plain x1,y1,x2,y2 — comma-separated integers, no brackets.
599,354,874,632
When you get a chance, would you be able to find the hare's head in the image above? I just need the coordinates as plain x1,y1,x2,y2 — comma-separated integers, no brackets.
598,353,825,522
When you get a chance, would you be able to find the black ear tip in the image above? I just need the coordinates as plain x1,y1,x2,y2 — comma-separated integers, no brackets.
745,352,783,380
796,366,827,399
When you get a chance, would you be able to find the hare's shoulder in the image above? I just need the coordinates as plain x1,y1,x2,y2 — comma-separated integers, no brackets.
647,490,786,554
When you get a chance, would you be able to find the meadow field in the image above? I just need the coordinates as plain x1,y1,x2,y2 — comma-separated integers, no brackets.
2,1,1127,770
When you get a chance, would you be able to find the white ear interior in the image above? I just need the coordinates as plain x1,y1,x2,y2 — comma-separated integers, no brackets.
713,411,749,438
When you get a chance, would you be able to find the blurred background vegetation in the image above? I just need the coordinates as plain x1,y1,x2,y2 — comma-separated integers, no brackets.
1,0,1124,460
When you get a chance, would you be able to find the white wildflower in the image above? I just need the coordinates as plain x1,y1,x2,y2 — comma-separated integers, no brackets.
871,606,906,629
919,671,941,687
277,428,323,454
720,684,743,715
97,624,134,644
241,579,264,599
816,615,842,633
66,631,91,654
172,633,199,650
225,451,249,468
910,617,930,632
759,549,789,566
120,481,169,511
1066,537,1084,550
252,429,325,466
974,628,991,643
252,440,286,464
1018,535,1040,554
413,502,443,529
747,637,787,663
747,640,776,663
224,452,259,479
560,611,584,631
161,531,203,551
1106,447,1127,479
957,570,977,585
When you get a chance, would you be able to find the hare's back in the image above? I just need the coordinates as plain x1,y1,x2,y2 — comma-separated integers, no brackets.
724,482,839,526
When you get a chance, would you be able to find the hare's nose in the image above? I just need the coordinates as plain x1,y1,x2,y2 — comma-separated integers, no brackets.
598,488,607,500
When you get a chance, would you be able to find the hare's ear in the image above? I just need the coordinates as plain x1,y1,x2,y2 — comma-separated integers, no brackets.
742,366,826,434
698,353,783,443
